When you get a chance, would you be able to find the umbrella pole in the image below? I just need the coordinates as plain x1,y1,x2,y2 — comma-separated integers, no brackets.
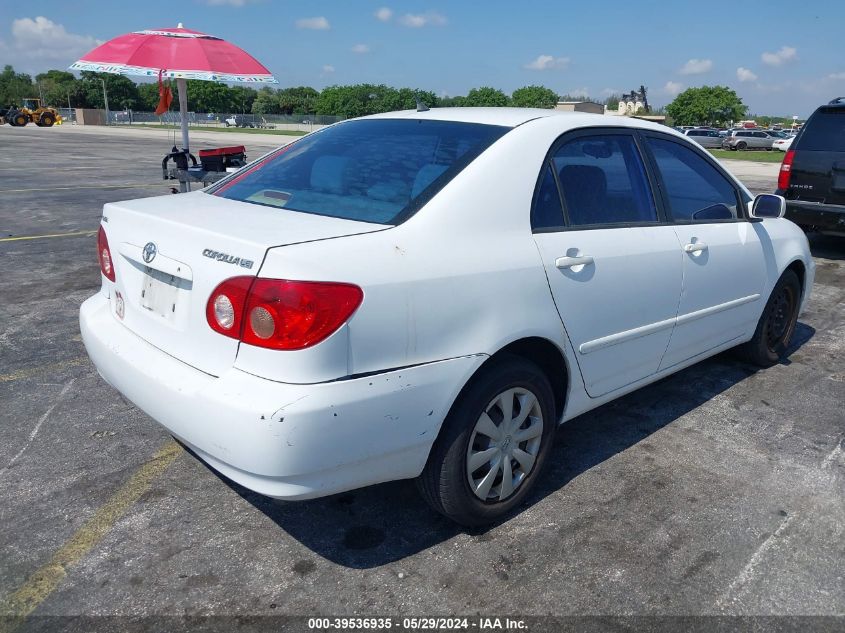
177,78,189,152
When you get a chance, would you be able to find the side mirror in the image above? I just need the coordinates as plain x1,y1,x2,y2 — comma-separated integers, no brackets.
751,194,785,219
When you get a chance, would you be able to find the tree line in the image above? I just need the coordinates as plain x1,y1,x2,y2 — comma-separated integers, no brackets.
2,65,591,116
7,65,793,127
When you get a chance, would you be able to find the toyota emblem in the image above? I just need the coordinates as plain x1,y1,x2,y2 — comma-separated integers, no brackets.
142,242,157,264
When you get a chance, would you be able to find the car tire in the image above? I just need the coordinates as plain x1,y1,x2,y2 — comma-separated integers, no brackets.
737,141,747,150
738,269,801,367
416,355,556,526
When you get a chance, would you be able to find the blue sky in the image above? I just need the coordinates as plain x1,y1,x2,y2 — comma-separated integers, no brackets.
2,0,843,117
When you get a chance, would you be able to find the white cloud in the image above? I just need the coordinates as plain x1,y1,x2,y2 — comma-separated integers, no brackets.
398,12,447,27
761,46,797,66
566,87,590,98
296,16,330,30
351,43,370,54
8,16,98,63
679,58,713,75
662,81,684,97
828,72,845,80
736,67,758,82
375,7,393,22
600,88,621,96
322,65,335,74
524,54,570,71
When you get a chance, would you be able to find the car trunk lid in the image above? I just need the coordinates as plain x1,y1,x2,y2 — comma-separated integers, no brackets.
101,191,385,376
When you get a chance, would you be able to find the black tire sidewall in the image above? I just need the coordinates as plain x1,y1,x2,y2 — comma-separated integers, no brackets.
746,269,801,366
426,356,556,526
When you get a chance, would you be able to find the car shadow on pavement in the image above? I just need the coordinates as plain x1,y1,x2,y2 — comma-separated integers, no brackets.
211,323,814,569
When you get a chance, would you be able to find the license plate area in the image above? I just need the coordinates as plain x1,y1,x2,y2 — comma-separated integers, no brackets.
140,266,189,321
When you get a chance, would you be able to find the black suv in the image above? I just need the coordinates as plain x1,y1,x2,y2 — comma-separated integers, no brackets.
777,97,845,235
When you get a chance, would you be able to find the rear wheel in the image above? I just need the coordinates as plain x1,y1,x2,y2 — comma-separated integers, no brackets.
417,355,556,526
739,269,801,367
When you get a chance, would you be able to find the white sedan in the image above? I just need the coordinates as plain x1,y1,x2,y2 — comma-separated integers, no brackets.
81,108,814,526
772,135,795,151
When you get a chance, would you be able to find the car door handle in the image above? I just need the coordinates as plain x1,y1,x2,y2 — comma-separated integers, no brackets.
555,255,594,269
684,242,708,254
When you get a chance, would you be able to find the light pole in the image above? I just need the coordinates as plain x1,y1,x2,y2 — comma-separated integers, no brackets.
100,78,110,125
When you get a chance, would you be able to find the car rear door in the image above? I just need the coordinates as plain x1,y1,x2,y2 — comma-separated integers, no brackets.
531,129,683,398
641,133,767,369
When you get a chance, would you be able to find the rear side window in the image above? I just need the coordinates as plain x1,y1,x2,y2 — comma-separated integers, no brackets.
646,137,740,222
796,108,845,151
210,119,508,224
532,163,565,229
551,134,657,226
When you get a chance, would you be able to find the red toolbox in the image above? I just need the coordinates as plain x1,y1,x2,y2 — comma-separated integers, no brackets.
198,145,247,172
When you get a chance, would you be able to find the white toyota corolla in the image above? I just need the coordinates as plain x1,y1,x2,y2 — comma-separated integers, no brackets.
81,108,814,525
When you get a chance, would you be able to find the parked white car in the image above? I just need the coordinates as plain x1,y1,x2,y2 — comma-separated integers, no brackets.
772,136,795,151
81,109,814,525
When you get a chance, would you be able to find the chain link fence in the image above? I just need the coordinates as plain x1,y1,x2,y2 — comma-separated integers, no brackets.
75,110,344,132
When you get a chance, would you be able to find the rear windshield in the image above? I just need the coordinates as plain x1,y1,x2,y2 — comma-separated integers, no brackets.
796,108,845,151
209,119,509,224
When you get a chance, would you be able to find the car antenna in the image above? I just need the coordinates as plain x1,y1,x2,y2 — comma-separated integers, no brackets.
415,94,430,112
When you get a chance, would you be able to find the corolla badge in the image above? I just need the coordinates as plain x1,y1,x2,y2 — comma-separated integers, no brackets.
202,248,254,269
142,242,157,263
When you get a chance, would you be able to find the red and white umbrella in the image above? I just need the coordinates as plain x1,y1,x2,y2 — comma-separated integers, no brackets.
70,24,277,151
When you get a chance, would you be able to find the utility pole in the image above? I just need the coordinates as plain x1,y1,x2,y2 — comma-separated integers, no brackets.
100,78,110,125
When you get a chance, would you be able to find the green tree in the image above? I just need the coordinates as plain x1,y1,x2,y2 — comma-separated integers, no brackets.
0,65,34,106
185,80,237,112
78,72,141,110
277,86,320,114
463,87,510,107
439,95,466,107
35,70,79,108
136,82,160,111
230,86,257,113
665,85,747,126
251,87,280,114
511,85,558,109
603,94,622,111
316,84,404,117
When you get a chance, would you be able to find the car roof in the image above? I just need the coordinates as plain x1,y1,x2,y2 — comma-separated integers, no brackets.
361,107,677,135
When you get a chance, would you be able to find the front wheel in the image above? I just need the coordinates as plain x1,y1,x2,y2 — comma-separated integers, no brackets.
417,355,556,526
738,269,801,367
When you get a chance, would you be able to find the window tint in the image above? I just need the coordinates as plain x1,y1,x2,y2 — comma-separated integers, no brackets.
796,108,845,151
211,119,508,224
646,137,740,222
531,163,564,229
552,134,657,226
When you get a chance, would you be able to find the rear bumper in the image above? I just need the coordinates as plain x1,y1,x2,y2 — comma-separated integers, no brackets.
80,293,485,499
783,200,845,235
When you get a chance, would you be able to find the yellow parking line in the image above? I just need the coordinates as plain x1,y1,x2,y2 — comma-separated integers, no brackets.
0,184,163,194
0,441,182,632
0,357,89,383
0,230,96,243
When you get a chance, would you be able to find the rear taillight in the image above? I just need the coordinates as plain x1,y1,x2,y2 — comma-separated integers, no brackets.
206,277,363,350
97,225,115,282
206,276,253,338
778,149,795,190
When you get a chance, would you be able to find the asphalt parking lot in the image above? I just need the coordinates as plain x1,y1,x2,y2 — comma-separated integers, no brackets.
1,125,843,632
